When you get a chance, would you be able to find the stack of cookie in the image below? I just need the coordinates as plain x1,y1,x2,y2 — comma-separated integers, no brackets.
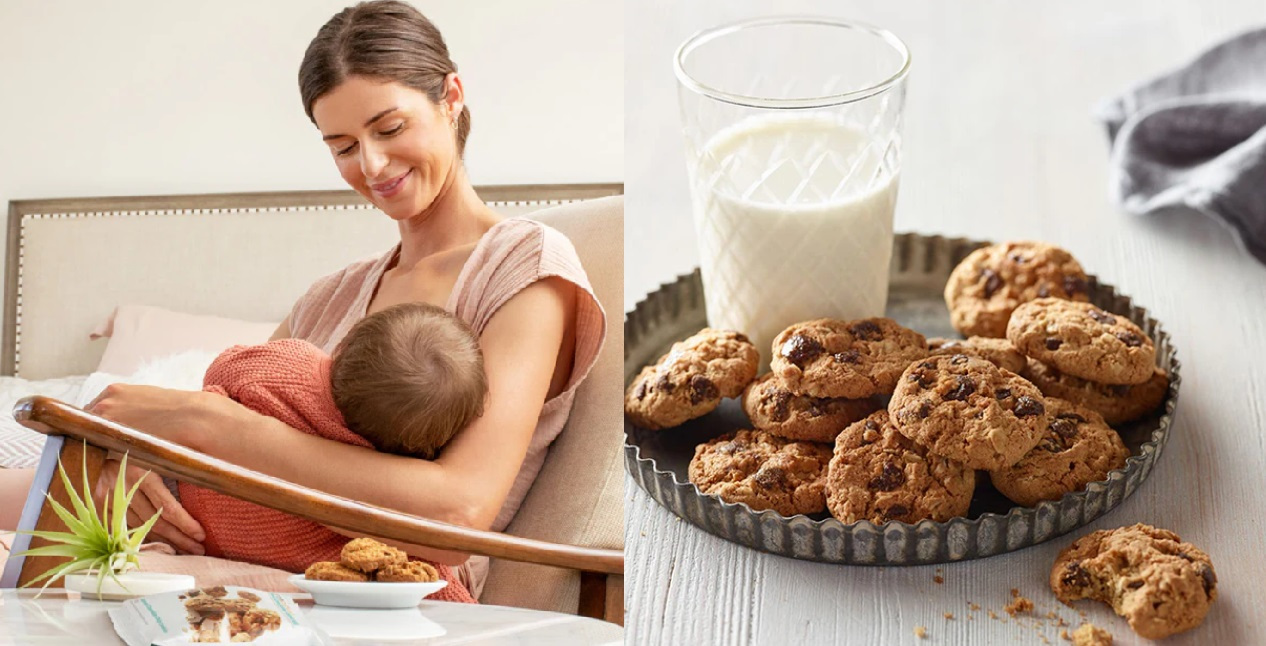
304,537,440,583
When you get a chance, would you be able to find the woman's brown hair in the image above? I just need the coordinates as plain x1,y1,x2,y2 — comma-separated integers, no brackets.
299,0,472,154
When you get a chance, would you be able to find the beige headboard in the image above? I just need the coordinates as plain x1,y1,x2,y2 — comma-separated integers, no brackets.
4,184,622,379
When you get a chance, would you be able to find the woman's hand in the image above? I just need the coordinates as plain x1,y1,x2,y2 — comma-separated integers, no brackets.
85,384,242,451
94,458,206,555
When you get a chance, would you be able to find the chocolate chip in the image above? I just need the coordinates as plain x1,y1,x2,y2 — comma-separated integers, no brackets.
981,268,1003,298
1050,417,1079,440
919,360,937,370
733,332,751,344
806,401,827,418
1010,253,1027,264
833,350,861,364
867,462,906,491
865,419,879,431
1014,396,1045,417
883,504,910,520
1061,562,1091,589
1200,565,1216,597
995,387,1012,400
656,373,675,393
1037,284,1051,298
950,354,969,365
770,392,791,422
1115,331,1143,347
1063,276,1087,296
1126,580,1144,590
716,440,746,455
946,375,977,401
689,375,719,404
753,466,787,489
781,334,824,367
634,380,648,400
1088,309,1117,325
1045,337,1062,350
917,402,933,419
908,369,935,389
850,320,884,341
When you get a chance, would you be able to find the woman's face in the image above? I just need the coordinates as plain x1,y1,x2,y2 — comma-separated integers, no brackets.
311,75,463,221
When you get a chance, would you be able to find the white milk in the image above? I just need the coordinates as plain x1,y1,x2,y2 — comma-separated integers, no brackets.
690,113,899,367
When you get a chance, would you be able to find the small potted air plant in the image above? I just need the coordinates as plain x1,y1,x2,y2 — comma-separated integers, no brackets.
17,446,194,600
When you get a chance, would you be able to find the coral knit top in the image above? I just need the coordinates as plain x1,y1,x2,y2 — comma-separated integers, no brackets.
184,218,605,599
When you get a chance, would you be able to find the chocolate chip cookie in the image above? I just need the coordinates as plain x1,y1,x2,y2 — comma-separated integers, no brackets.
770,318,928,399
888,354,1048,470
340,538,407,573
625,329,760,430
825,411,975,524
944,241,1091,338
989,398,1129,506
927,336,1026,374
688,429,833,517
377,561,440,583
304,561,370,582
1051,524,1217,640
742,373,881,443
1023,359,1169,426
1007,298,1156,385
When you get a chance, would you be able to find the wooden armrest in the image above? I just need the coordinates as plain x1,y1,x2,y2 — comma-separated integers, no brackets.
12,396,623,576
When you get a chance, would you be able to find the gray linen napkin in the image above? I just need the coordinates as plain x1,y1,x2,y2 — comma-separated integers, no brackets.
1097,27,1266,264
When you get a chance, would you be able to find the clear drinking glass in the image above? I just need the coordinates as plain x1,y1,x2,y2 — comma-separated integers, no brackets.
675,16,910,366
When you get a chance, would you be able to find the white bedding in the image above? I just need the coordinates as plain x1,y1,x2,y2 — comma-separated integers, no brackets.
0,351,217,469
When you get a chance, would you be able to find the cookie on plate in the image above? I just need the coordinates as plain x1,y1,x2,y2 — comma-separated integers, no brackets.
340,538,407,573
770,318,927,399
742,373,881,443
989,398,1129,507
888,354,1048,470
304,561,370,582
944,241,1091,339
625,328,759,430
688,429,833,517
1007,298,1156,385
377,561,440,583
1023,359,1169,426
927,336,1026,374
825,411,975,524
1051,524,1216,640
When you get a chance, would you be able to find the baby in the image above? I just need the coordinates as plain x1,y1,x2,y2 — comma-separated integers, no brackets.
175,302,486,602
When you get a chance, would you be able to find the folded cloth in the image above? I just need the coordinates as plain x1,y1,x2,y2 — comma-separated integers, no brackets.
1097,26,1266,265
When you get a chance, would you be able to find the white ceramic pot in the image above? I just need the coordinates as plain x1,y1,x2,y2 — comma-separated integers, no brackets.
63,571,196,600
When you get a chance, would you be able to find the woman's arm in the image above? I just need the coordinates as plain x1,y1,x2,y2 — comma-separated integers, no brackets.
90,277,576,562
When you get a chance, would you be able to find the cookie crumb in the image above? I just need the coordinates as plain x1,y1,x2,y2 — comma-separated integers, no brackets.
943,612,954,620
1005,594,1034,616
934,575,944,584
1011,588,1020,597
969,602,981,611
1061,629,1071,641
913,626,927,639
988,610,999,620
1071,623,1112,646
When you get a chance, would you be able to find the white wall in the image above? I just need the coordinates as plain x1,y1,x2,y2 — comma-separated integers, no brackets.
0,0,623,217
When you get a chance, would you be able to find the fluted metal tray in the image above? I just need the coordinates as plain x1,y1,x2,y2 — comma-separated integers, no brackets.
624,233,1181,565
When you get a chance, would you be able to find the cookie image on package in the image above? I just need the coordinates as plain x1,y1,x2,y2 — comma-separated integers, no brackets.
770,318,928,399
1051,524,1217,640
944,241,1090,338
825,411,975,525
927,336,1026,373
742,373,881,443
340,537,407,573
888,354,1048,470
1007,298,1156,385
1023,359,1169,426
688,429,833,517
625,328,759,430
989,398,1128,507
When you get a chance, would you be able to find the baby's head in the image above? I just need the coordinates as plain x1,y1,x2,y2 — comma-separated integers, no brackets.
330,303,486,459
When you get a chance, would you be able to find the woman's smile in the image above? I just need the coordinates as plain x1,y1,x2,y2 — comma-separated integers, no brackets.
371,168,413,199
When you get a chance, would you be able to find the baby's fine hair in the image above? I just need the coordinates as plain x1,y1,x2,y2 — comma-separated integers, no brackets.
331,302,487,459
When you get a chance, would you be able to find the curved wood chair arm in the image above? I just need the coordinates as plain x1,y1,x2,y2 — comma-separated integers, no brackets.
13,396,623,576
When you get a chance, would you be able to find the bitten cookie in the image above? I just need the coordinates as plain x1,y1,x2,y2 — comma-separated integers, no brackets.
989,398,1129,506
888,354,1048,470
304,561,370,582
340,538,407,573
825,411,975,524
377,561,440,583
742,373,881,443
625,328,759,430
1007,298,1156,385
1023,359,1169,426
944,241,1091,338
770,318,927,399
927,336,1026,374
688,429,833,517
1051,524,1217,640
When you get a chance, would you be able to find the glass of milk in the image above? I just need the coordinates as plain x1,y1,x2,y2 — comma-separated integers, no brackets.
675,17,910,367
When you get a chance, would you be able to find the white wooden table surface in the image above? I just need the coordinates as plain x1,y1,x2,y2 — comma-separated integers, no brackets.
624,1,1266,644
